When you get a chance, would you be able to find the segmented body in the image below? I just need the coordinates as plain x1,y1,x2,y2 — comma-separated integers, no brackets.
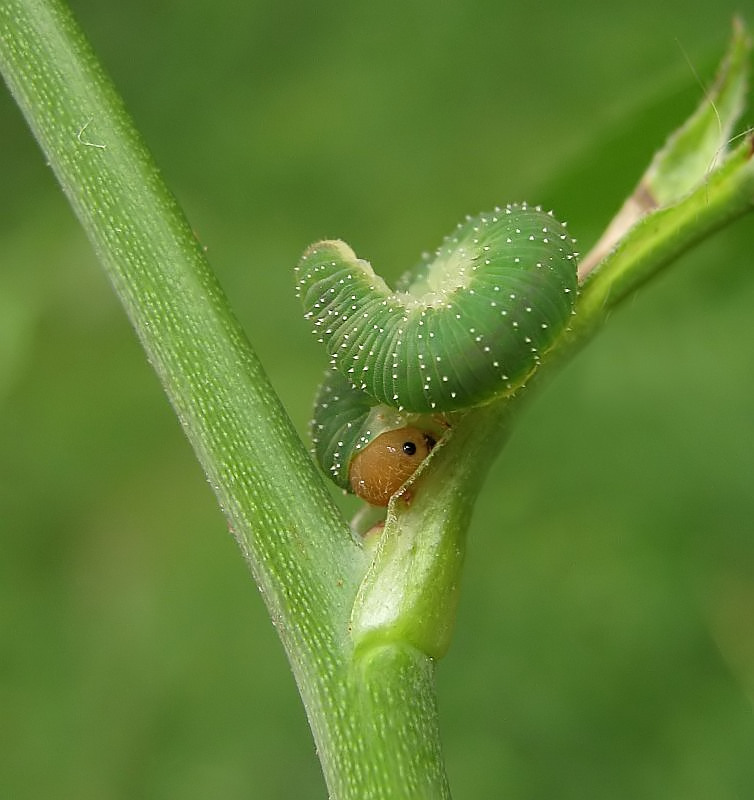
298,203,578,504
296,203,577,414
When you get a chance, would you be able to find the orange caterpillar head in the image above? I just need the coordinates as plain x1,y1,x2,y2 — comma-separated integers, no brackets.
348,427,436,506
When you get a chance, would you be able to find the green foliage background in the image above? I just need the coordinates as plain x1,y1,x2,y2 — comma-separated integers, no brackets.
1,1,753,797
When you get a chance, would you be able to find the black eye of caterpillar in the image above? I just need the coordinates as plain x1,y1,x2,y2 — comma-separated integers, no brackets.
402,441,417,456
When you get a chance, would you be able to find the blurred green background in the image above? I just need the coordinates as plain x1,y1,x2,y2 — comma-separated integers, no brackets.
2,1,754,798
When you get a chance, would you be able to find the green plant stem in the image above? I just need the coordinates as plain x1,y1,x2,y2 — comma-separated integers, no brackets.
575,136,754,339
0,0,357,647
0,0,452,796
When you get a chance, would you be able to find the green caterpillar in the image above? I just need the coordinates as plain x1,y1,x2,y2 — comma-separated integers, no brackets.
296,203,578,505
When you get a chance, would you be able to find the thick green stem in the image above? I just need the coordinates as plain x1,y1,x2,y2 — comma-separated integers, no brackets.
0,0,451,796
0,0,358,654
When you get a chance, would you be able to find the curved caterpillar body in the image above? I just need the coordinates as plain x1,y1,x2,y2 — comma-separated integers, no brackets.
296,203,578,414
299,203,578,505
